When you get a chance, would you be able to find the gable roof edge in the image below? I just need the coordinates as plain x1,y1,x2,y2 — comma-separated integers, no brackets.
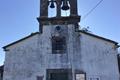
79,30,118,45
3,32,40,51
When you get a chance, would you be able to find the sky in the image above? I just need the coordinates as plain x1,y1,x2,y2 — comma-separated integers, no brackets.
0,0,120,66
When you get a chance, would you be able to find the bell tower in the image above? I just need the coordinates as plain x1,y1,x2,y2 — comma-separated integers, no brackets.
37,0,81,33
37,1,82,80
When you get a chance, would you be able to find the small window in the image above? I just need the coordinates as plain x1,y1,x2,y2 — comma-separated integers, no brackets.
55,26,61,31
52,36,66,53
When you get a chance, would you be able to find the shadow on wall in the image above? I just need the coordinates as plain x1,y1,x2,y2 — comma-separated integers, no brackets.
0,65,4,80
117,54,120,74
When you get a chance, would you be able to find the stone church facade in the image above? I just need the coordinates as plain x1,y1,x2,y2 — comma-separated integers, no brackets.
2,0,120,80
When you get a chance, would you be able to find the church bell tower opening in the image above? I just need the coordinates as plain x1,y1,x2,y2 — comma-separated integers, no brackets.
37,0,81,33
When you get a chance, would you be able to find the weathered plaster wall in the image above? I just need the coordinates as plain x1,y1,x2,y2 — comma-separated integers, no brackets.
3,24,119,80
80,33,119,80
3,34,41,80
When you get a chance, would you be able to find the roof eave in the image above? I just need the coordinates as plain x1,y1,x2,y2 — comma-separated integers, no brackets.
79,30,118,45
3,32,40,51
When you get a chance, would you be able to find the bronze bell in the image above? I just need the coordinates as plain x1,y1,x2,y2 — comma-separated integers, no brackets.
50,0,55,8
61,0,70,10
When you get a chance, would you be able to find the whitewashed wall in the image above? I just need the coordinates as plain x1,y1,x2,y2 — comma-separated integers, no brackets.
80,33,119,80
3,24,119,80
3,34,41,80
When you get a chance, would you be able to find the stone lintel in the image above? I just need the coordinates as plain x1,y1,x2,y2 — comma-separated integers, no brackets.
37,16,81,25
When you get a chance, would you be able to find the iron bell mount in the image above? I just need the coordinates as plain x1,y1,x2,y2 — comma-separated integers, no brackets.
49,0,56,8
61,0,70,10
